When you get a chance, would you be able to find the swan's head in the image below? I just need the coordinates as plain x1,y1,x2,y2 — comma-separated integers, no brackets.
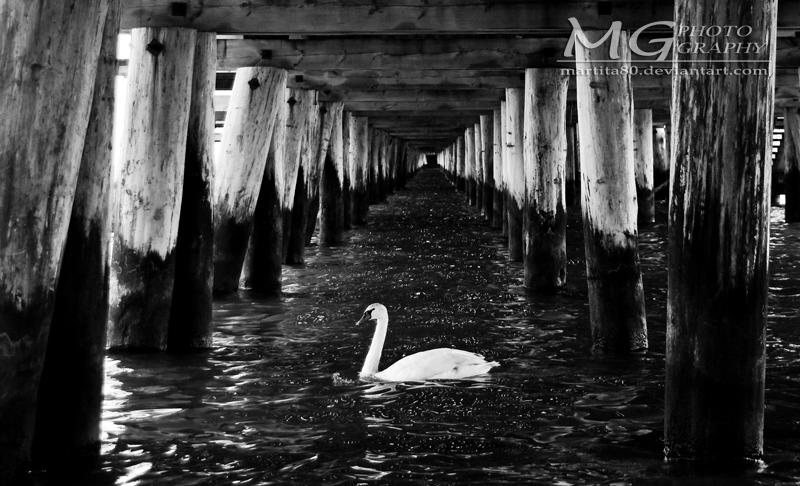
356,303,388,326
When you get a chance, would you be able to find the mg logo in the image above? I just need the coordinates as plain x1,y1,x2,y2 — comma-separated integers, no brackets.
563,17,675,62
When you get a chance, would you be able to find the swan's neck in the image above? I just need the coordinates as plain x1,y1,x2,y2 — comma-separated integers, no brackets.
360,317,387,377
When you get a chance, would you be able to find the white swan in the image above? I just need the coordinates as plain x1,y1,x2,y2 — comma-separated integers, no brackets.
356,303,499,382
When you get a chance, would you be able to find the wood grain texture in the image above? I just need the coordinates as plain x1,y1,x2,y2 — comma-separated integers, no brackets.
522,68,568,292
32,0,119,468
169,32,216,350
665,0,776,463
122,0,684,33
211,66,286,294
633,109,655,225
214,67,287,223
575,29,647,353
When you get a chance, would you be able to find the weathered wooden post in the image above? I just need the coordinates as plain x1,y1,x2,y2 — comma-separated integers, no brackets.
303,101,340,245
474,121,484,212
523,68,568,292
211,67,286,294
349,116,370,225
565,104,580,207
505,88,525,261
367,128,380,204
481,114,494,224
286,95,322,264
784,108,800,222
456,135,466,192
575,30,647,353
31,1,118,469
465,126,476,206
0,1,109,478
109,27,196,350
566,124,579,207
634,109,655,225
501,100,509,237
169,32,216,350
342,112,353,229
653,125,669,192
666,0,776,464
244,92,289,294
320,104,346,245
492,108,504,230
280,89,315,259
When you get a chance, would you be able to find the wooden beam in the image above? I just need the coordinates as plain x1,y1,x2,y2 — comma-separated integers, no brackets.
321,88,504,103
217,36,800,71
122,0,800,33
353,109,491,118
344,101,500,111
216,68,800,92
217,37,571,71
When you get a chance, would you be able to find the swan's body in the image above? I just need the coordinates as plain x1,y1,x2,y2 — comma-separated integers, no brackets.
356,303,499,382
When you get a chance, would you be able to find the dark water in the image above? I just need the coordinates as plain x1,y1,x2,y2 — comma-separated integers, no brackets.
55,168,800,484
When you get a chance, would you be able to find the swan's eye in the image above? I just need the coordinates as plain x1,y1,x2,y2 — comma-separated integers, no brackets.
363,310,373,319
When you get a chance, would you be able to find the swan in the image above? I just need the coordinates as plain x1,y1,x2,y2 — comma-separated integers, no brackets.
355,303,499,382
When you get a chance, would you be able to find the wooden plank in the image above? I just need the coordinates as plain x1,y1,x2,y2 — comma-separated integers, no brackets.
122,0,800,33
217,37,571,71
344,101,500,111
217,36,800,70
218,68,800,92
122,0,671,33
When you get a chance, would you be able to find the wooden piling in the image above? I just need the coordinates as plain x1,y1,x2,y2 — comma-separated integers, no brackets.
634,109,655,225
168,32,216,351
320,104,346,245
243,92,289,294
653,125,669,191
211,67,287,294
456,135,466,192
286,97,322,265
575,30,647,353
465,126,476,206
342,112,353,229
665,0,776,463
109,27,196,350
565,124,579,207
280,89,315,259
501,100,509,238
481,114,494,224
30,0,118,470
784,108,800,222
303,102,340,245
522,68,568,292
368,128,381,204
491,108,504,230
505,88,525,261
474,121,484,212
349,116,370,225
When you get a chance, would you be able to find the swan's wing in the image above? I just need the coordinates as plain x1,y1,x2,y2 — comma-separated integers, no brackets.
376,348,499,382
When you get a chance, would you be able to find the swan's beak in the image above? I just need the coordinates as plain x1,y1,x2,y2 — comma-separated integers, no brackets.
355,315,374,326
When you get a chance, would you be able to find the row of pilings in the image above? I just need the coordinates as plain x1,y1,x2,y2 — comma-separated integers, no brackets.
0,12,424,481
438,12,777,468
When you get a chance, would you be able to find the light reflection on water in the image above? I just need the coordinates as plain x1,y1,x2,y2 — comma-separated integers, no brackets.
51,170,800,484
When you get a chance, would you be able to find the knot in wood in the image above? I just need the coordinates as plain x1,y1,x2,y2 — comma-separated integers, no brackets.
288,97,297,106
146,39,165,56
248,78,261,90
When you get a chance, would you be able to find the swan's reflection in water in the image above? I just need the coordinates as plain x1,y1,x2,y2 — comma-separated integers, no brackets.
43,173,800,485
